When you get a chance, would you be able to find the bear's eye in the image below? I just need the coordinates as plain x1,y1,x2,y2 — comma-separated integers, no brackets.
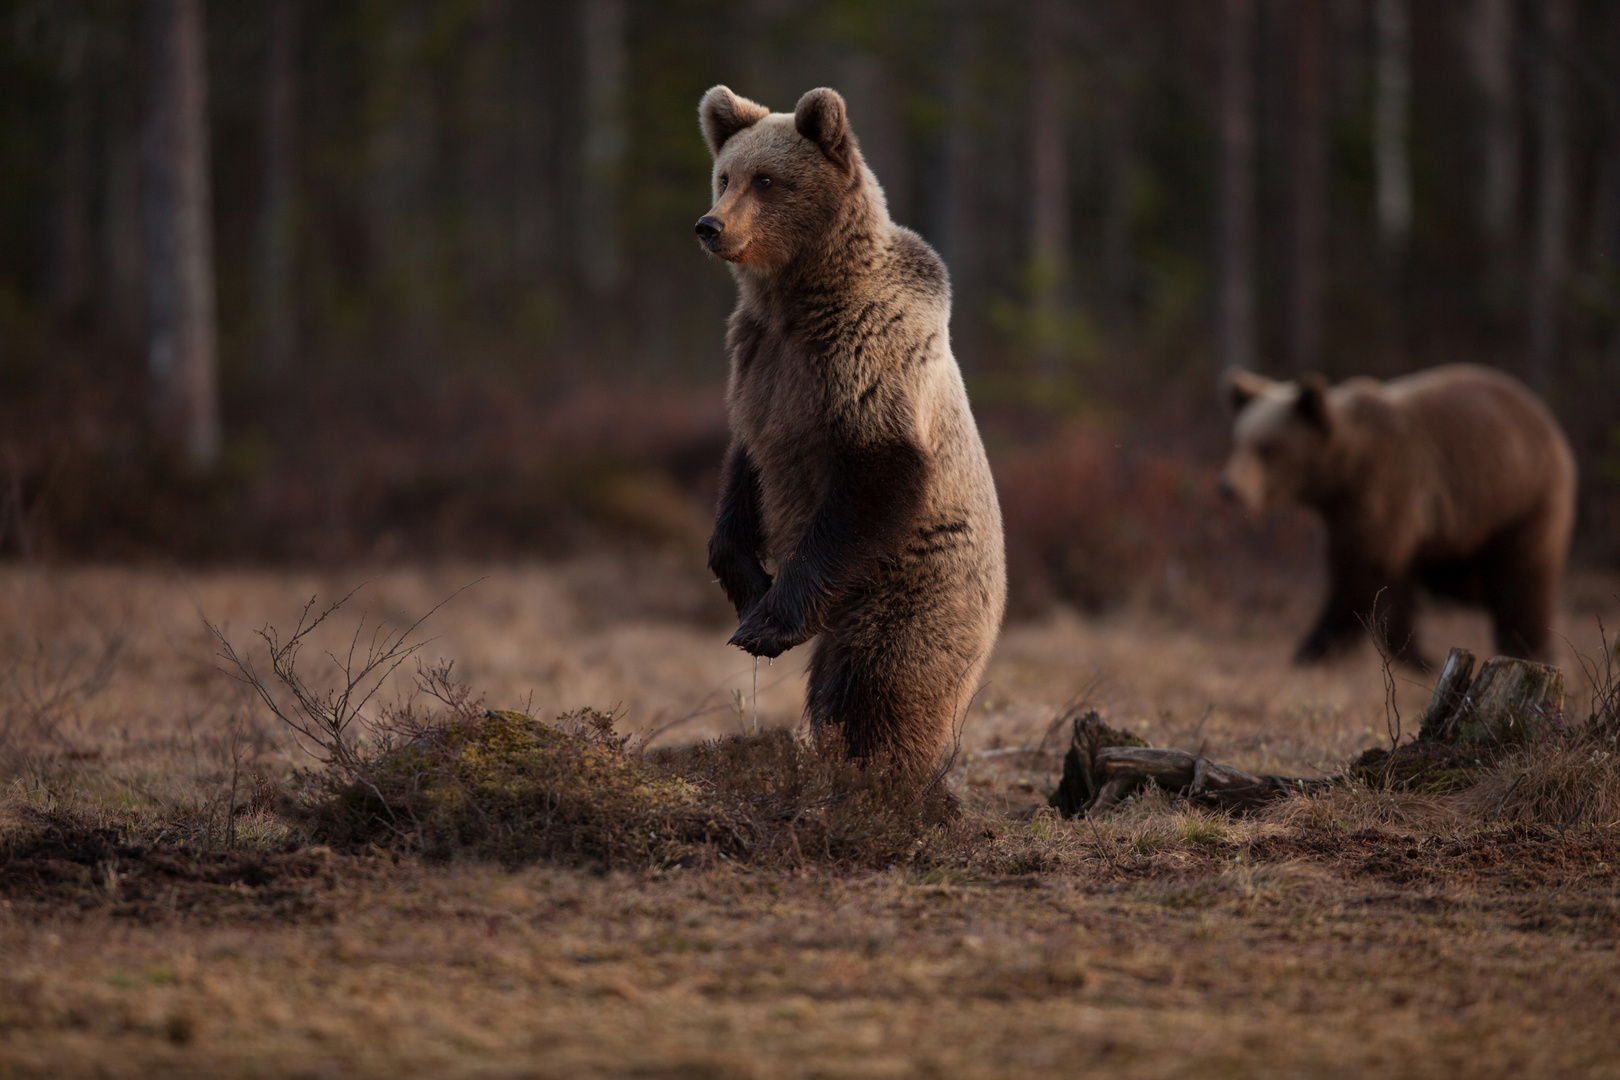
1256,442,1282,462
753,175,772,189
718,174,729,191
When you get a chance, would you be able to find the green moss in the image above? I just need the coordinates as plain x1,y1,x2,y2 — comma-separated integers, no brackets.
308,709,963,871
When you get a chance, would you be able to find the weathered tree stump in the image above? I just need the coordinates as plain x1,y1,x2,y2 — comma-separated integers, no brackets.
1049,650,1566,817
1416,647,1564,744
1049,712,1146,817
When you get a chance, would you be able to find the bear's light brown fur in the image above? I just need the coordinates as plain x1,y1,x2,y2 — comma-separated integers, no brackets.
1220,364,1575,668
696,85,1006,774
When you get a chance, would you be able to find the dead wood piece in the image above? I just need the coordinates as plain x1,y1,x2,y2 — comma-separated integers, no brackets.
1049,711,1148,817
1452,657,1564,743
1417,647,1477,741
1096,746,1198,787
1053,719,1327,816
1046,645,1564,820
1420,653,1564,745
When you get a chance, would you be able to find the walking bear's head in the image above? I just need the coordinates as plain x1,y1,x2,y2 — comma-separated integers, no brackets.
1218,368,1335,513
694,86,872,273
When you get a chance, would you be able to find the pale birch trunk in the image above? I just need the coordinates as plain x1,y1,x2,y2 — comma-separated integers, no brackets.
143,0,220,470
1374,0,1411,254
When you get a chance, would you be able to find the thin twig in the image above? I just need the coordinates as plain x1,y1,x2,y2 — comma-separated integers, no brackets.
1488,772,1527,823
1557,786,1597,837
1083,812,1120,872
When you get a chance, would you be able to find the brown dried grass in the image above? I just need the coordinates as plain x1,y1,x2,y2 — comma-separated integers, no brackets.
2,564,1619,1078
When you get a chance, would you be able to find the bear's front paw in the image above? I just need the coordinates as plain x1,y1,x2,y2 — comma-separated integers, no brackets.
710,552,773,619
727,603,807,659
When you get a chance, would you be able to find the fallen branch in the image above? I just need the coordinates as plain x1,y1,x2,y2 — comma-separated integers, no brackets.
1050,711,1329,816
1050,650,1567,818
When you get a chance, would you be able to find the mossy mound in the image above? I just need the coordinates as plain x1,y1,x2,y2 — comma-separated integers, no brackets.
1347,740,1484,795
306,708,963,870
313,708,742,867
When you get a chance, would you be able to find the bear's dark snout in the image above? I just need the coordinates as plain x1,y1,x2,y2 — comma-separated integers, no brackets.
695,216,724,245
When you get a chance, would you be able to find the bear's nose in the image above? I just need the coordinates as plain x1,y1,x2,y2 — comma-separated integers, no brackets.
695,216,724,243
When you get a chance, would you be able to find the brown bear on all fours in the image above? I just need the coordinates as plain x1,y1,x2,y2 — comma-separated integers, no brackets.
694,85,1007,776
1220,364,1575,670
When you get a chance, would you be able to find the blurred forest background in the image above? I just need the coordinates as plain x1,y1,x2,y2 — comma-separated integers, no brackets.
1,0,1618,618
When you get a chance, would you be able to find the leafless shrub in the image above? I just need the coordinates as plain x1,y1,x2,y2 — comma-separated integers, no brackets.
174,706,282,848
0,608,124,768
203,585,979,870
208,582,472,775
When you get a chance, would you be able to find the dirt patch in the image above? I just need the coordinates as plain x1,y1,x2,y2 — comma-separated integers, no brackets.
0,817,371,923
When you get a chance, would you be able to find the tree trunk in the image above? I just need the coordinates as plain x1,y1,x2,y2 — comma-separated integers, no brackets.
579,0,627,298
1288,0,1326,372
1217,0,1256,373
1027,0,1067,378
254,0,299,383
511,0,562,286
460,0,511,307
1528,0,1571,392
52,11,94,322
1465,0,1520,311
1100,37,1134,343
142,0,220,470
102,119,146,341
1373,0,1411,254
1601,9,1620,372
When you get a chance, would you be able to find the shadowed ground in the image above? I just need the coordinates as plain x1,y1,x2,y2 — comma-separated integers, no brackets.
0,561,1616,1078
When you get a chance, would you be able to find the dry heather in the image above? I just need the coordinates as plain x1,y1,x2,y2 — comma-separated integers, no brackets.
0,562,1618,1079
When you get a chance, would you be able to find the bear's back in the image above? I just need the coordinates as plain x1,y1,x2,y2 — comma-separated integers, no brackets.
1378,364,1574,547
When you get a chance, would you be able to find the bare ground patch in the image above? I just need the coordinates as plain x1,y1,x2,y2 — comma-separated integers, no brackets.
0,563,1618,1078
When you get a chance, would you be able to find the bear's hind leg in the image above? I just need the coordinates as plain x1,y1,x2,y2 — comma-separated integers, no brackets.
1481,517,1565,661
1373,578,1429,670
806,631,975,778
1298,561,1426,668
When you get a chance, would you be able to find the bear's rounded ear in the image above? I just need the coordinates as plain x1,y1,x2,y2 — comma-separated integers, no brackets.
1221,367,1272,414
794,87,855,175
1294,374,1332,432
699,86,769,158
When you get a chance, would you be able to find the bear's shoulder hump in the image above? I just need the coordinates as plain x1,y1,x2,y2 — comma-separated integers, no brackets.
885,228,949,299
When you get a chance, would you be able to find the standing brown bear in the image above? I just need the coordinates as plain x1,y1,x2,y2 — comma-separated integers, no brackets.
695,85,1006,774
1220,364,1575,668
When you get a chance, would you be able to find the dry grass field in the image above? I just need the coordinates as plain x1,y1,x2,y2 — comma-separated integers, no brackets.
1,558,1618,1079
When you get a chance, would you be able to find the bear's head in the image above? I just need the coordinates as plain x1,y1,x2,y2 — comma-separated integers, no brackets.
694,85,871,272
1218,368,1333,512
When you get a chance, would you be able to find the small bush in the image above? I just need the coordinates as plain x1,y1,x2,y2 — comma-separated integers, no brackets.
218,588,973,872
301,703,967,871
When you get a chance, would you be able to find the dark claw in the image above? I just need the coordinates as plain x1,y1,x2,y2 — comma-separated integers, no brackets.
728,604,803,659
